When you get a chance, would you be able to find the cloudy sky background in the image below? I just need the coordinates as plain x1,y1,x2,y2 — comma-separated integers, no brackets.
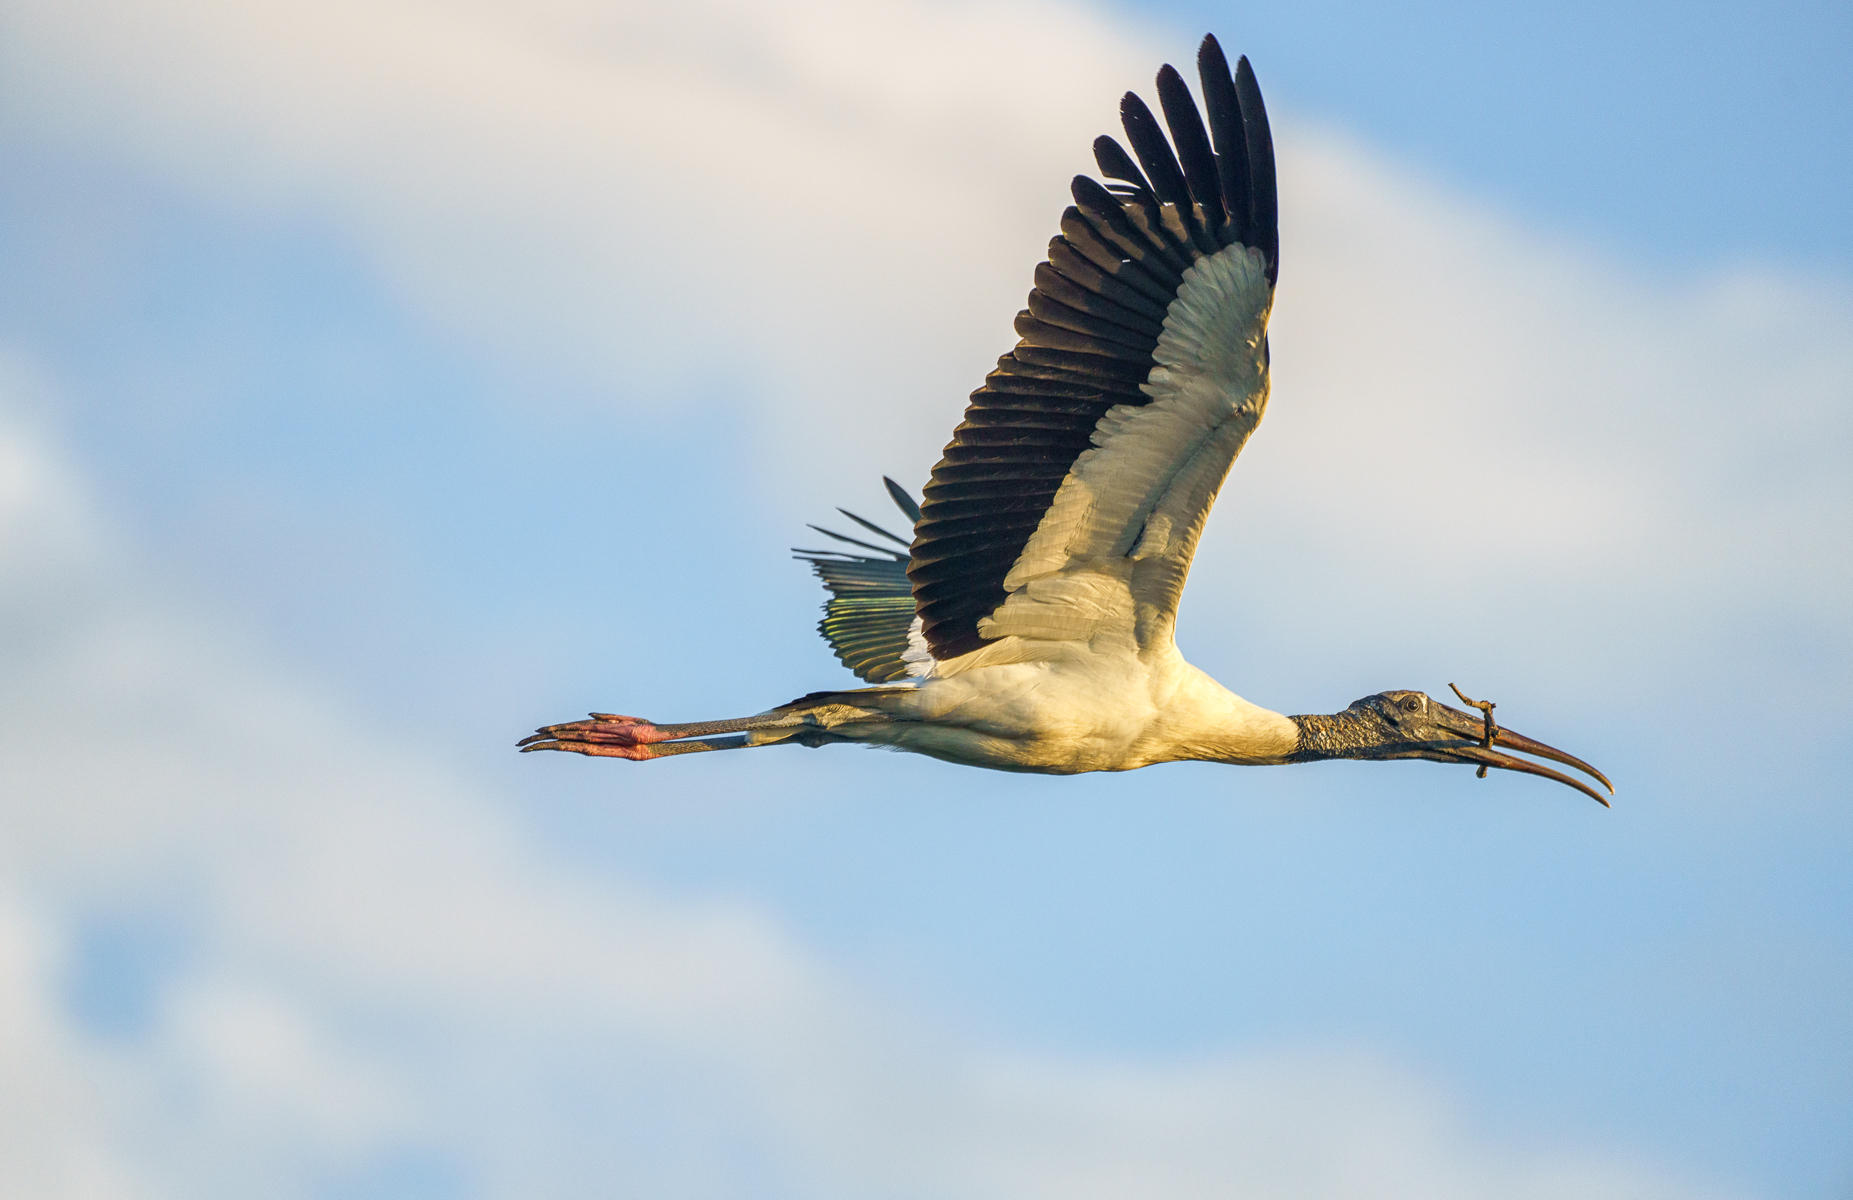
2,0,1849,1196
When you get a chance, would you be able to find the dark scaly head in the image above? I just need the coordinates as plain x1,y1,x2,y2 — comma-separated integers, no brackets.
1291,689,1613,805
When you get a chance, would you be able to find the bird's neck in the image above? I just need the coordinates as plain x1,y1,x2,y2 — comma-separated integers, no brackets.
1158,666,1301,764
1286,709,1373,763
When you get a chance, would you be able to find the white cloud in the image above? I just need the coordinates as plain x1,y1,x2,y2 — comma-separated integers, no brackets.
0,894,148,1200
1252,129,1853,630
1,0,1146,491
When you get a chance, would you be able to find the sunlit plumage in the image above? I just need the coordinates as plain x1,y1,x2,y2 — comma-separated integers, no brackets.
520,35,1612,805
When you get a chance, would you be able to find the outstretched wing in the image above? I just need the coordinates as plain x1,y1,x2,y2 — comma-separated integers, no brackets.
795,479,926,683
909,35,1277,666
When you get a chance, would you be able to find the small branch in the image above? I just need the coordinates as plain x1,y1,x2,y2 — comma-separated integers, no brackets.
1447,682,1498,779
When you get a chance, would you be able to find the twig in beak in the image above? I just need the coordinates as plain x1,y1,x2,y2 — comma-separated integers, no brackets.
1448,682,1498,778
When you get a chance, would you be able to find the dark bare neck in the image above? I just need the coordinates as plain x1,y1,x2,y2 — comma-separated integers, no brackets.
1287,710,1374,763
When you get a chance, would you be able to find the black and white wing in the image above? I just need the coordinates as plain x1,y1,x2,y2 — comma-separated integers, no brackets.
908,35,1278,668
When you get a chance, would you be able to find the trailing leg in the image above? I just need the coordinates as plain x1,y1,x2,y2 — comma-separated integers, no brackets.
516,712,807,760
516,688,909,762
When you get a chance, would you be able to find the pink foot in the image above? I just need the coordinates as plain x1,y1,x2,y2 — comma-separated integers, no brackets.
517,713,669,757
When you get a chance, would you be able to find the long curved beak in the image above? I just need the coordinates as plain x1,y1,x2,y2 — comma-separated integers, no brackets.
1418,700,1614,806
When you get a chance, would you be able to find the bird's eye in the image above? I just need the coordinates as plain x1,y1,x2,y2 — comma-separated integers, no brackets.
1401,697,1421,713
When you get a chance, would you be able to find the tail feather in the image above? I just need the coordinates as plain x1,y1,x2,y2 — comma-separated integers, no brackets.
795,480,924,684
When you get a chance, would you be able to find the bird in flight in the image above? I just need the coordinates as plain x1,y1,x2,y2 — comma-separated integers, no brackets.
520,35,1612,805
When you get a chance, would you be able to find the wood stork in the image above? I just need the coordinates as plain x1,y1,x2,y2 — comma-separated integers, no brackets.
520,35,1612,805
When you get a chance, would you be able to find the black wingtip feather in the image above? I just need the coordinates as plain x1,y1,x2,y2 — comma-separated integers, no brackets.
1198,33,1229,74
1154,63,1223,230
1092,135,1150,194
1198,39,1250,244
1232,54,1279,282
1118,91,1191,210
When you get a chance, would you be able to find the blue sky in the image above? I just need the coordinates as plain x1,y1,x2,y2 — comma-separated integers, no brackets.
1156,0,1853,276
1,1,1849,1197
